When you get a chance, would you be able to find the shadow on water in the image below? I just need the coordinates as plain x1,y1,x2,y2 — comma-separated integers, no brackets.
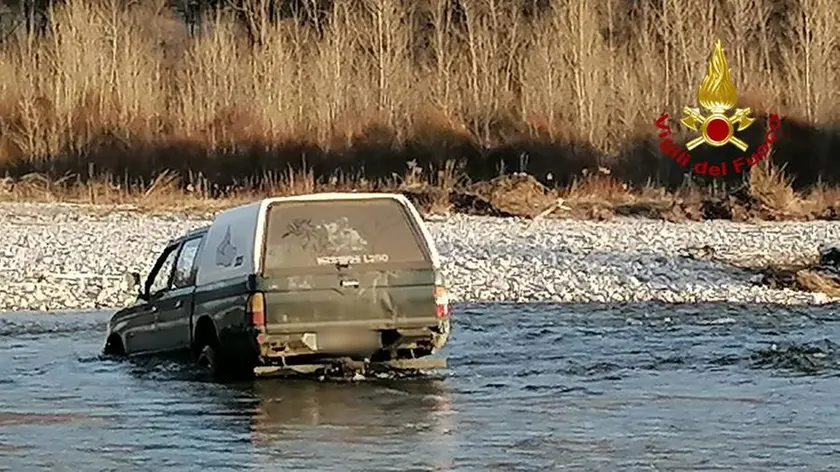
238,378,456,444
114,362,459,470
47,351,459,470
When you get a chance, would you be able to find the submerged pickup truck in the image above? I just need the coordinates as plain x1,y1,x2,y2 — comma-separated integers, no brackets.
102,193,451,380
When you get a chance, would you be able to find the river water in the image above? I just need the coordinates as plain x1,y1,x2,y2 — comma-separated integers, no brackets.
1,302,840,471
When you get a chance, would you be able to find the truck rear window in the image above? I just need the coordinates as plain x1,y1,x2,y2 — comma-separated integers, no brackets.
262,198,431,271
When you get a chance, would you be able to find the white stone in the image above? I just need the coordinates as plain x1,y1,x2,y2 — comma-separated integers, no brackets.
1,204,840,311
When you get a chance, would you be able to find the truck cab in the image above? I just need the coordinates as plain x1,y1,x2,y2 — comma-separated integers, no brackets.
103,193,452,380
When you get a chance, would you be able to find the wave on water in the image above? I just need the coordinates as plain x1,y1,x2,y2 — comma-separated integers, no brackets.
749,339,840,375
0,310,110,338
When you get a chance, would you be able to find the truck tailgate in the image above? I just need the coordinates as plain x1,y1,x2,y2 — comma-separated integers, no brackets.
258,197,440,333
261,268,437,333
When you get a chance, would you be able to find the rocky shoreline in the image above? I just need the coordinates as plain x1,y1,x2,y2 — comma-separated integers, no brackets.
2,202,840,312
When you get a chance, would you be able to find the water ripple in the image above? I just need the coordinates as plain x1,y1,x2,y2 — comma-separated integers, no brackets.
0,302,839,471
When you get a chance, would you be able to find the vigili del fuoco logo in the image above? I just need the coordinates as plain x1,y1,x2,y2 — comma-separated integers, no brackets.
654,39,781,176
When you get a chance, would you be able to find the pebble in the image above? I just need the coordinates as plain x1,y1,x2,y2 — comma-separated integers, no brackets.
1,202,840,312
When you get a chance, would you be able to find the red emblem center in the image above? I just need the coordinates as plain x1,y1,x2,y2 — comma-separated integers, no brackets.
706,118,730,142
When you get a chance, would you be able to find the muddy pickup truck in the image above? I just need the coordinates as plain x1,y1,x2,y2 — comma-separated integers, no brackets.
102,193,452,380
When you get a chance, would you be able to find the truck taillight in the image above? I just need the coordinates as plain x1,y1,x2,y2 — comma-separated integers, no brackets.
248,292,265,326
434,285,450,320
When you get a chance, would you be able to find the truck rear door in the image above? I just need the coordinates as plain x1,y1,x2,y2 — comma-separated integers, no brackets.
258,197,438,334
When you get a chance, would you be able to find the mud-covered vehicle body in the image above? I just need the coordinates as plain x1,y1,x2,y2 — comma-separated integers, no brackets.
102,193,451,379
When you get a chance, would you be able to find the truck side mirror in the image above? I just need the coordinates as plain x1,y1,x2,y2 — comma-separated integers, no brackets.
124,271,147,300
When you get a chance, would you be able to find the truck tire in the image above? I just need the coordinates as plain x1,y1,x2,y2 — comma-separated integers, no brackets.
197,344,253,382
197,344,221,379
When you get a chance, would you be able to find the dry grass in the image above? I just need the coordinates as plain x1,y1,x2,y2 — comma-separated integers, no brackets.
0,0,837,217
748,157,799,211
757,262,840,298
6,158,840,223
795,270,840,297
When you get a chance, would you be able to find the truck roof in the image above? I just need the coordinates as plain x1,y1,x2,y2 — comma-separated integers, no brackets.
185,225,210,237
164,225,209,247
261,192,410,203
211,192,417,221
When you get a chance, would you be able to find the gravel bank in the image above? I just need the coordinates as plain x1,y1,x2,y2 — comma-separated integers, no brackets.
1,202,839,311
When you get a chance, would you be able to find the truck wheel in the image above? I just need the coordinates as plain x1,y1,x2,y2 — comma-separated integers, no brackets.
197,344,220,379
197,344,253,382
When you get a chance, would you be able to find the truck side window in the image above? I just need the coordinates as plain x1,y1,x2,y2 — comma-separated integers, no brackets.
172,237,203,289
148,246,179,296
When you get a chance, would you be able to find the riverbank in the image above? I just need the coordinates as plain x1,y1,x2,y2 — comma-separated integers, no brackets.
1,201,839,312
5,161,840,225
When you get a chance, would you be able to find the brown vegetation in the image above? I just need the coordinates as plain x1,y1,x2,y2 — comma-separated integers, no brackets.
759,264,840,299
0,0,837,219
755,243,840,298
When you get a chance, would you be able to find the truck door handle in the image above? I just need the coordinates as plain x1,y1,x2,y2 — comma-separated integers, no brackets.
174,300,183,308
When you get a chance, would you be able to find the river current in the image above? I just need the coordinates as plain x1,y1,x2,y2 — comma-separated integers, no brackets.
1,302,839,471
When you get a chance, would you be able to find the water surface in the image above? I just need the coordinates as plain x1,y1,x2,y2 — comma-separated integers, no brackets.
1,302,839,471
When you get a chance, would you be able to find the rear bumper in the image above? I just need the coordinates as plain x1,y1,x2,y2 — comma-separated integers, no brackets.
260,317,442,333
253,357,447,377
254,319,451,361
219,319,451,368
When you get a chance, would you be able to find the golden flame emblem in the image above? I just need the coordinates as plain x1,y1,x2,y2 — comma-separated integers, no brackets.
680,39,755,151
